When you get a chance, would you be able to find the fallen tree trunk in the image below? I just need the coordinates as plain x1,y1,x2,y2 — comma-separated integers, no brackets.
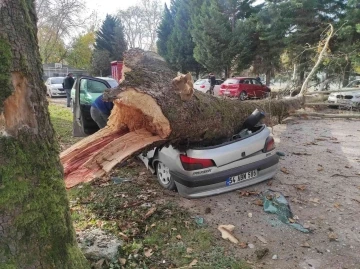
61,49,303,188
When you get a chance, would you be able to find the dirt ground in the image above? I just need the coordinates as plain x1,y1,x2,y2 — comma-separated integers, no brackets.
177,118,360,269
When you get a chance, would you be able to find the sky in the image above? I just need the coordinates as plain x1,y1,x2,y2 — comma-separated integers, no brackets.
86,0,171,20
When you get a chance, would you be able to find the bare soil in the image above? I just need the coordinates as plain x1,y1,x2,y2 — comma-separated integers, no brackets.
177,118,360,269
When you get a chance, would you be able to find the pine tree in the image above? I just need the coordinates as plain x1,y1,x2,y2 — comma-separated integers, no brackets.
95,14,127,61
191,0,236,77
166,0,203,75
157,4,174,62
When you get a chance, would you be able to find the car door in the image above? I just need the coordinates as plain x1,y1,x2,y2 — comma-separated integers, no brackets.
241,78,255,97
73,77,111,137
251,78,266,97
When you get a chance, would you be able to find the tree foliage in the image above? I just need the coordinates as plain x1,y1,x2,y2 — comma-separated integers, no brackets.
67,31,95,70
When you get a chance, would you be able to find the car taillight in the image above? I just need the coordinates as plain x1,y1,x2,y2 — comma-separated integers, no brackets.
263,136,275,152
180,154,215,171
220,84,225,89
200,85,205,88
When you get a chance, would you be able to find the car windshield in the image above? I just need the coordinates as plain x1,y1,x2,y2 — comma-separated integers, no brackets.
223,79,239,85
50,77,64,84
194,79,207,85
346,80,360,88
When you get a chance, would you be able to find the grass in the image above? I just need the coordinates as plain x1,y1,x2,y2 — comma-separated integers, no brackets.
49,103,250,269
48,103,81,148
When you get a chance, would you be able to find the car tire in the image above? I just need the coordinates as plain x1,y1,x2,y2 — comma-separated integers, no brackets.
156,161,176,190
239,91,247,101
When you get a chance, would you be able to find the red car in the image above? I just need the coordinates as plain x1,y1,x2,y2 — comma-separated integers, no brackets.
219,77,271,100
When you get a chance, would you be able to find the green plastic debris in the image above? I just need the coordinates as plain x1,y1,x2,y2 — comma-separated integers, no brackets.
262,190,309,233
194,216,204,226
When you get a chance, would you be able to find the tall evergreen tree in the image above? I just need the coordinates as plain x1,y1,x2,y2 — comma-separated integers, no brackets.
191,0,237,77
157,4,174,62
94,14,127,61
167,0,203,76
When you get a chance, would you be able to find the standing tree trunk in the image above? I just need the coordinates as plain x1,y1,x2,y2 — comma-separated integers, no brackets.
342,56,351,87
0,1,88,268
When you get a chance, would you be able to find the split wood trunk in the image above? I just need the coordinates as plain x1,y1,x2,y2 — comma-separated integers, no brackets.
61,49,303,188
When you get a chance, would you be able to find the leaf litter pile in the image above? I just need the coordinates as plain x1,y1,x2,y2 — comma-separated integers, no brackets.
68,159,250,269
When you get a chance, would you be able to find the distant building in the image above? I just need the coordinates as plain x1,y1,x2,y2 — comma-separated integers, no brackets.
42,63,89,80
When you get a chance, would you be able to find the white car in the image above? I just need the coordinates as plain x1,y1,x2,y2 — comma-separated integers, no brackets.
45,77,65,98
328,80,360,108
194,78,224,94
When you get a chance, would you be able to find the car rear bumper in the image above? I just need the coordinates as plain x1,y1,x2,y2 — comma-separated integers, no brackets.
171,154,279,198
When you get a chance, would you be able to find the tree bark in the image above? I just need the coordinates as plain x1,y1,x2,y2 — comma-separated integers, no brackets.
60,49,303,188
0,1,88,268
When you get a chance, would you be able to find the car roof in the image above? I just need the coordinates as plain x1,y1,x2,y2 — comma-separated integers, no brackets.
227,77,254,80
95,77,116,81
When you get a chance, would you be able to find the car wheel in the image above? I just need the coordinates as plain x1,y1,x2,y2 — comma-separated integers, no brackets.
239,91,247,101
156,161,176,190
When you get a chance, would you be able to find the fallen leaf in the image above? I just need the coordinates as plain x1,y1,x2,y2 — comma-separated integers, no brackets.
184,221,190,229
254,199,264,206
317,167,324,172
288,218,295,223
295,185,307,191
176,234,182,240
255,235,268,244
151,223,156,228
281,167,290,174
293,215,299,220
189,259,198,267
239,190,259,196
301,242,311,248
239,242,248,248
328,232,338,241
118,258,126,265
139,171,146,176
345,165,352,169
267,180,273,186
144,207,156,220
309,198,320,204
144,248,153,257
186,247,193,254
171,227,177,231
217,224,239,244
145,225,148,233
248,212,253,218
118,232,129,241
334,203,341,209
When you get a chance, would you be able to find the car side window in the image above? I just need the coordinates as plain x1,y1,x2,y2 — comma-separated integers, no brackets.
242,79,252,84
252,79,262,85
87,80,108,93
79,79,108,105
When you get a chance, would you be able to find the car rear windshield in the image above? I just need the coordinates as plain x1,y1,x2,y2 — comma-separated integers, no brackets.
51,77,64,84
223,79,239,85
194,79,207,85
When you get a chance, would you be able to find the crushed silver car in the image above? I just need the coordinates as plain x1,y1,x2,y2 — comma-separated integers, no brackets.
139,110,279,198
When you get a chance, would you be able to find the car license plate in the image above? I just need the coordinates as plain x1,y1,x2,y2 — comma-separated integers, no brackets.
226,170,257,186
224,91,230,95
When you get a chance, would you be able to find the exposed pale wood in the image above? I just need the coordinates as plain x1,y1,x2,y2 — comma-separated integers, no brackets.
305,88,360,95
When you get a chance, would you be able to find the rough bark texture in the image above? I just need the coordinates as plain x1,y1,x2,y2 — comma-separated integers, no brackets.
61,49,302,188
0,1,88,268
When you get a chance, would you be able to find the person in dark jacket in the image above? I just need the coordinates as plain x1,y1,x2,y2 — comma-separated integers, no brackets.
63,73,75,107
208,73,216,95
90,94,114,129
